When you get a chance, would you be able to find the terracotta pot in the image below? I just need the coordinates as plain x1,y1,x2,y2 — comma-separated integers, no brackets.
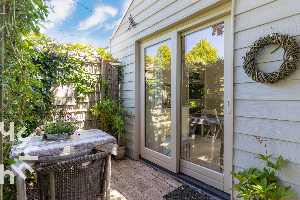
115,146,126,160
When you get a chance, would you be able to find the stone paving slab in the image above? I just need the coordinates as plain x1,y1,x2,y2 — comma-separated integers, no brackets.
110,157,183,200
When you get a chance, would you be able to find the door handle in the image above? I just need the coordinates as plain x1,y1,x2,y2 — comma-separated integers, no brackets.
227,99,231,114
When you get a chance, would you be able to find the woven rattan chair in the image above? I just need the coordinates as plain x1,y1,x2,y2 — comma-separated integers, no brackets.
36,150,111,200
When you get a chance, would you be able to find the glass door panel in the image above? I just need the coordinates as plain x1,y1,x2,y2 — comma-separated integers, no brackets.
145,39,172,157
181,23,224,173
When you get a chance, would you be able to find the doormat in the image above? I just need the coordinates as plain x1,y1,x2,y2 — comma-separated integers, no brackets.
163,185,218,200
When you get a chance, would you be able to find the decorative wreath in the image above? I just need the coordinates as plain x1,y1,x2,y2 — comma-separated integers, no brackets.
243,33,300,84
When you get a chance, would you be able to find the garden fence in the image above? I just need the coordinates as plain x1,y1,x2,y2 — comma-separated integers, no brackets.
51,59,119,129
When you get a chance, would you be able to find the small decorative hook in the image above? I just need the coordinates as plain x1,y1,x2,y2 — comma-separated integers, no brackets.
128,14,138,30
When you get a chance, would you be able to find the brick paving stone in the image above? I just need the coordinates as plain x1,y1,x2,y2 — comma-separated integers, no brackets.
129,178,151,193
111,181,117,188
155,171,173,181
132,160,145,168
113,178,129,191
111,171,121,182
113,165,125,173
120,170,136,182
136,169,156,181
111,160,121,167
143,166,159,175
111,157,184,200
121,185,147,200
148,177,175,194
142,187,165,200
165,178,183,188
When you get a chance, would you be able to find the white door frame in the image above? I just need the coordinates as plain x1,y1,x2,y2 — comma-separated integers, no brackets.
139,14,233,193
178,15,233,192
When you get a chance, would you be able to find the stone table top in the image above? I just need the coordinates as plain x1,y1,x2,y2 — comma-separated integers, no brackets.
10,129,116,163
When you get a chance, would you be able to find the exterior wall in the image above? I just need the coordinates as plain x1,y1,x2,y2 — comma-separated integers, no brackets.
233,0,300,199
110,0,231,159
110,0,300,197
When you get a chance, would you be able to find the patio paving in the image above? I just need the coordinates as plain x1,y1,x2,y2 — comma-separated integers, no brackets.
110,156,183,200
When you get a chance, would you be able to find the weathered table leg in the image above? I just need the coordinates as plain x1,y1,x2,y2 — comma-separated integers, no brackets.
16,175,26,200
105,155,111,200
50,172,55,200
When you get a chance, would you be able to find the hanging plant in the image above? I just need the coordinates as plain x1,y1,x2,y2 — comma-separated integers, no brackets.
243,33,300,84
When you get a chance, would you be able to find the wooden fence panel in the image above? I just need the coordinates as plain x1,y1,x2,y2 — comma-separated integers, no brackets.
51,60,119,129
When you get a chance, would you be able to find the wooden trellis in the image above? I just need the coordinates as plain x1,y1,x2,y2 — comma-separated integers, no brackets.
51,59,119,129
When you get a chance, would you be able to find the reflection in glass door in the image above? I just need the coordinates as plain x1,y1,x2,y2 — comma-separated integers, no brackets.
145,40,172,156
181,23,224,173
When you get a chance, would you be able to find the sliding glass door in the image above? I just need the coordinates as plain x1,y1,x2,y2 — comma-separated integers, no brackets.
140,35,173,170
181,23,225,173
145,39,172,157
140,15,233,192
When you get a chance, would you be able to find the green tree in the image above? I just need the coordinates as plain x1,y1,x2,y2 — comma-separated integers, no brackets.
154,44,171,69
183,38,223,113
0,1,48,199
185,38,219,69
145,54,154,65
1,1,116,199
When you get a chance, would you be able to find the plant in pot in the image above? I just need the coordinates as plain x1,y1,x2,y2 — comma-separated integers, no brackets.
43,113,80,141
91,98,133,159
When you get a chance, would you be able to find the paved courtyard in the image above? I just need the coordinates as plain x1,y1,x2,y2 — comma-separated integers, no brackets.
110,157,183,200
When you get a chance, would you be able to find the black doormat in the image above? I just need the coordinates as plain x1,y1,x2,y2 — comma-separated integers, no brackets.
163,185,218,200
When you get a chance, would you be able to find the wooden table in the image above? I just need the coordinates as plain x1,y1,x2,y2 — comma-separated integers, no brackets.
189,116,224,137
10,129,117,200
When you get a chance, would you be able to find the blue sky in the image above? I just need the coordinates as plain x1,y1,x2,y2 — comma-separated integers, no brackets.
185,26,224,58
41,0,131,49
145,39,171,58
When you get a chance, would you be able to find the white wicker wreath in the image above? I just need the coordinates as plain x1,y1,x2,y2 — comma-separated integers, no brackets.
243,33,299,84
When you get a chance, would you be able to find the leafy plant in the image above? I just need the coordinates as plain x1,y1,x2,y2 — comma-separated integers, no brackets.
230,136,296,200
91,98,133,146
43,113,80,135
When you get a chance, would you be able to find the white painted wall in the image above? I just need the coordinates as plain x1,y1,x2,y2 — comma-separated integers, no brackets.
233,0,300,199
111,0,231,159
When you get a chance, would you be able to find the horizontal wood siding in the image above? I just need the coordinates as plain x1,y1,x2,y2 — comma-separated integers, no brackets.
111,0,230,159
233,0,300,197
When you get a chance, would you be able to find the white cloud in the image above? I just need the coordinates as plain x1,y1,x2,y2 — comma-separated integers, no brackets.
104,17,122,31
41,0,76,33
78,4,117,31
121,0,132,13
109,0,132,34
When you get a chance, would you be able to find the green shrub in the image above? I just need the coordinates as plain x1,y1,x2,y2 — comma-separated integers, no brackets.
91,98,133,146
230,136,296,200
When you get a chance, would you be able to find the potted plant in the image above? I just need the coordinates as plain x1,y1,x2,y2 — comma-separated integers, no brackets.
91,98,133,159
43,113,80,141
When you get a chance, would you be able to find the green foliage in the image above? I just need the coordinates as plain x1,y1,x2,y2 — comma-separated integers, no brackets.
230,138,295,200
1,4,49,196
29,33,115,61
43,113,79,135
154,44,171,69
145,44,171,97
31,33,105,100
1,1,115,198
115,65,124,82
91,98,134,146
185,38,219,69
145,54,154,65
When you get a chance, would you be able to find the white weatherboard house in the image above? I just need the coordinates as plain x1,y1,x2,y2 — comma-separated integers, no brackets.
110,0,300,198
